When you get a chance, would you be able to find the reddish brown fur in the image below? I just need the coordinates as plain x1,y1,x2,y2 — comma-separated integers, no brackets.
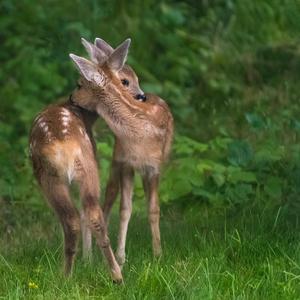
69,38,174,267
29,97,123,282
72,72,174,266
101,93,174,265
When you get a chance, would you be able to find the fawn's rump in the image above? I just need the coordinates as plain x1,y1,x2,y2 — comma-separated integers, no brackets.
32,139,84,184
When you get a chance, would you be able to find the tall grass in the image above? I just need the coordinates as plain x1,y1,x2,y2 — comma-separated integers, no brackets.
1,205,300,299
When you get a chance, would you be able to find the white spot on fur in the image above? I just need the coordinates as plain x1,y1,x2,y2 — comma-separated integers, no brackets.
61,108,70,116
84,132,89,141
39,121,46,128
30,140,36,152
61,116,70,122
79,127,85,135
62,128,68,134
34,115,41,123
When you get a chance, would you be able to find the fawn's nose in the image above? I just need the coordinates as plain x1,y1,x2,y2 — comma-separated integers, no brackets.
135,94,147,102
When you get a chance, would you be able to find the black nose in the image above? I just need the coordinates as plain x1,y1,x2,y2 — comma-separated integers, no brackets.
135,94,147,101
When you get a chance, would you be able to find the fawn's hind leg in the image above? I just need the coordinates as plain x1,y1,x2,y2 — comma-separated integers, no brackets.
41,177,80,276
77,163,123,283
103,160,121,225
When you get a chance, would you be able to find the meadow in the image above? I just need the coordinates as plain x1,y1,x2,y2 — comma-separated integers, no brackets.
2,203,300,299
1,0,300,299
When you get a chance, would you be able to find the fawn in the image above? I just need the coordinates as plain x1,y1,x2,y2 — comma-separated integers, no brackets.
29,38,144,281
70,38,174,267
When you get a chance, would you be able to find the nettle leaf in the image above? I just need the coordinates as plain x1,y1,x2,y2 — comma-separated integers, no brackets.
192,187,215,200
174,136,208,155
227,140,253,167
290,119,300,131
227,169,257,184
0,178,9,197
209,137,233,152
245,112,266,129
189,174,205,187
197,160,226,174
291,167,300,192
170,178,192,199
255,144,284,163
226,183,254,204
197,161,214,173
173,143,194,155
264,176,282,198
212,172,226,187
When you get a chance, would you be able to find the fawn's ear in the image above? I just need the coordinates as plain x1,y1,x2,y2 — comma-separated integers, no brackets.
106,38,131,72
81,38,106,65
95,37,114,56
69,54,105,86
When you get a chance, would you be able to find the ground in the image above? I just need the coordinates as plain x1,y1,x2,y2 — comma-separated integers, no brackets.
1,204,300,299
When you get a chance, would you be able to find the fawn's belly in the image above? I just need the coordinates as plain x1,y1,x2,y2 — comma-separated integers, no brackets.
115,141,163,171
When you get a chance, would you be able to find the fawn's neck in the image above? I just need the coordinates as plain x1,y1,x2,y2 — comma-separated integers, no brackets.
67,92,98,131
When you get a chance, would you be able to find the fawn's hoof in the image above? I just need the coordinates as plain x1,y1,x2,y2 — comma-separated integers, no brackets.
111,270,123,284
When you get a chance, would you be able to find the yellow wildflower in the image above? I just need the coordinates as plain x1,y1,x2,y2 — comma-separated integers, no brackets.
28,281,38,289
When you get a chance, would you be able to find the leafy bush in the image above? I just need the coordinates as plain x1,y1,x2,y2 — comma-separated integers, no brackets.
1,0,300,225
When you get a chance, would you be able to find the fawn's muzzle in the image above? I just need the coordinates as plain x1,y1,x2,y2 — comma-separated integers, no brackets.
135,94,147,102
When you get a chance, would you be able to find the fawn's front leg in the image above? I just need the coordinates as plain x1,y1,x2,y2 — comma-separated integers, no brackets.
80,210,92,261
103,160,121,225
143,168,162,257
115,164,134,267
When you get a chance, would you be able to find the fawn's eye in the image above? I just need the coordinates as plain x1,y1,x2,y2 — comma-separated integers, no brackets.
121,79,129,87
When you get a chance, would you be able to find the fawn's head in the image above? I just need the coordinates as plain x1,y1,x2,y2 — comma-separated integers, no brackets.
69,38,172,146
69,38,146,111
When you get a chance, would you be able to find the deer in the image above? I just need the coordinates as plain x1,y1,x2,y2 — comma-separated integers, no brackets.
29,38,146,282
69,37,174,267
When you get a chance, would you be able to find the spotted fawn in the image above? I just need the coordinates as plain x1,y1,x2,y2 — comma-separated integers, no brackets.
29,38,145,281
70,38,174,267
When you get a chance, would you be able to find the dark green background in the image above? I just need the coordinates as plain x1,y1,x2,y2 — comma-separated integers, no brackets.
1,0,300,226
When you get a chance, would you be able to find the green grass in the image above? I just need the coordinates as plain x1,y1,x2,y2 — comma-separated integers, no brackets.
1,204,300,299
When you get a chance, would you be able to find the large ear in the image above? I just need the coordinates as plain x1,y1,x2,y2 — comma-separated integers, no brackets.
81,38,106,65
69,53,105,86
106,38,131,72
94,37,114,56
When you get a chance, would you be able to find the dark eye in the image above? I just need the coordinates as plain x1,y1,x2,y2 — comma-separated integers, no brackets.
121,79,129,87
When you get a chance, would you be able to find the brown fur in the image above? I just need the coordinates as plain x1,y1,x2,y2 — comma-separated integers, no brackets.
72,68,174,267
70,38,174,267
102,93,174,265
29,99,123,282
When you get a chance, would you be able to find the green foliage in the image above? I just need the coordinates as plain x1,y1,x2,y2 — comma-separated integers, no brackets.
2,2,300,297
1,0,300,223
158,127,299,212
